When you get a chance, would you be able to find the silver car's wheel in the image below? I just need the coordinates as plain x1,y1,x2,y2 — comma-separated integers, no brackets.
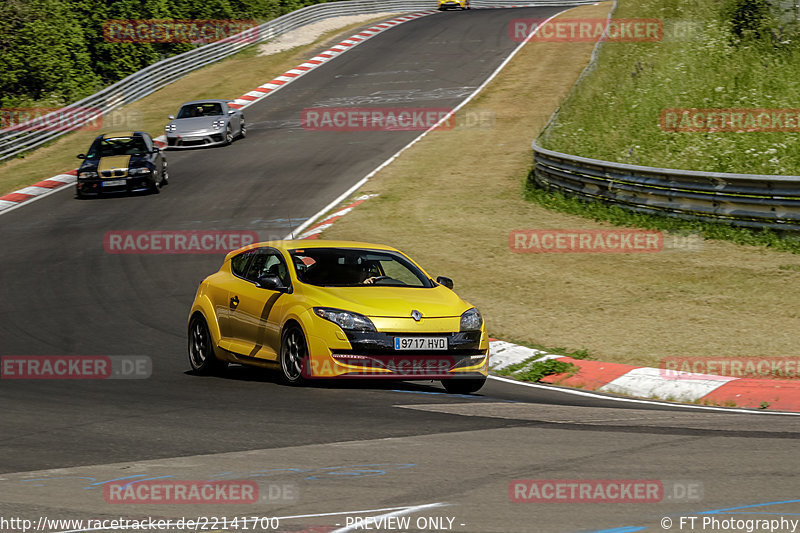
188,315,226,375
225,126,233,145
280,325,308,385
239,120,247,139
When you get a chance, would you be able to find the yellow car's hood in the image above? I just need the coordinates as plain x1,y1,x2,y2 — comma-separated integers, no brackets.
300,284,471,318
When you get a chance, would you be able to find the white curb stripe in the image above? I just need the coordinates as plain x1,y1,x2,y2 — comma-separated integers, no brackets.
14,187,49,196
47,174,77,183
599,367,737,402
489,340,561,371
489,375,800,416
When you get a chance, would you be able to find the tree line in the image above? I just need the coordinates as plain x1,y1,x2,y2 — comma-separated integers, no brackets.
0,0,338,107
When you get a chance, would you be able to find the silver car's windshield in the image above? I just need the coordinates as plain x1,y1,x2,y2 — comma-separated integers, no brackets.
177,103,223,118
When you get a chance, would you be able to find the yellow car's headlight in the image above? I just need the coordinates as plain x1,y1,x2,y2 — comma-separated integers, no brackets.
314,307,376,332
460,308,482,331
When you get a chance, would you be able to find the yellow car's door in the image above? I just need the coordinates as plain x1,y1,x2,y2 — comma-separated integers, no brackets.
226,248,292,360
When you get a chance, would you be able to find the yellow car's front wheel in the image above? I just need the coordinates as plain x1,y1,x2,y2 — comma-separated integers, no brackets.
280,324,308,385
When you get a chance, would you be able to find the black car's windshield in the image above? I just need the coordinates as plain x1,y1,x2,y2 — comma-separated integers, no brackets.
177,103,223,118
289,248,432,288
86,136,148,158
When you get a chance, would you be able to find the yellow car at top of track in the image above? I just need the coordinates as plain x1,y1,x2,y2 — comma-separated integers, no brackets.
187,240,489,394
438,0,470,10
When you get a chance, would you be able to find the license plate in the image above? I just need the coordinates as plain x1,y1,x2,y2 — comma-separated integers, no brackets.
394,337,447,351
102,179,126,187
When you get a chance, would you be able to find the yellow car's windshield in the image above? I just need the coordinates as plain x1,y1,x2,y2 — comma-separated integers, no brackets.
289,248,432,288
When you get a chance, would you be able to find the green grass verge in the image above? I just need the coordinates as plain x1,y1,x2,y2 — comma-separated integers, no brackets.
492,337,592,360
539,0,800,175
494,355,578,382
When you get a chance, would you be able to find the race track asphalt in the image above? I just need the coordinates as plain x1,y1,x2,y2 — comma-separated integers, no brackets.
1,7,798,533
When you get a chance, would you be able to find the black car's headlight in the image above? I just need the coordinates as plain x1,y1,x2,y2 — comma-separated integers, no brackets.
460,308,482,331
129,167,151,176
78,171,97,179
314,307,376,332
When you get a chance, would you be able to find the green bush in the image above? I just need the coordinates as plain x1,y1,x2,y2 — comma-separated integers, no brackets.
0,0,343,107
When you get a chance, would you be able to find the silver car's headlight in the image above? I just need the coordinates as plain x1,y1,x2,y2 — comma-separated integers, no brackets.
165,124,176,132
78,171,97,179
212,119,225,129
460,308,482,331
314,307,376,332
129,167,151,176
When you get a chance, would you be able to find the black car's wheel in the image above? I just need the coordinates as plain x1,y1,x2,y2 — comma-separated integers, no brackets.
280,324,308,385
150,176,160,194
161,161,169,185
224,125,233,145
442,377,486,394
188,314,227,375
239,119,247,139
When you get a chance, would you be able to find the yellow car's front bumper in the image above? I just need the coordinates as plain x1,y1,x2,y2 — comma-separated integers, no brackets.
303,314,489,379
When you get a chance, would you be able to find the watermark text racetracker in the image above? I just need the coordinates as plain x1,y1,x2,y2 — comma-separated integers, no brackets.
103,19,258,44
660,357,800,380
1,356,151,380
104,230,258,254
1,108,144,133
300,107,495,131
661,108,800,132
1,107,102,133
510,479,703,503
510,18,663,42
104,479,298,505
0,516,281,533
509,229,703,253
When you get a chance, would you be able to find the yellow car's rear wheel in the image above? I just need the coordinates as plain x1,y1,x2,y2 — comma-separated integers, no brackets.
188,314,227,375
280,324,308,385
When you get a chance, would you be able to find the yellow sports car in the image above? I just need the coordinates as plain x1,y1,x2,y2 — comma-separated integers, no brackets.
187,240,489,393
438,0,470,10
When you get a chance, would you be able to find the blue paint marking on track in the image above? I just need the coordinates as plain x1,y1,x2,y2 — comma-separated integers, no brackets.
13,463,418,490
582,499,800,532
589,526,647,533
698,499,800,514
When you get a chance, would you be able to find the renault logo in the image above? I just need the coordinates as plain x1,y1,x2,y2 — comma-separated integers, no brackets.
411,310,422,322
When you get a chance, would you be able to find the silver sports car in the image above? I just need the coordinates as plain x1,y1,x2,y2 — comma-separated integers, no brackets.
165,99,246,148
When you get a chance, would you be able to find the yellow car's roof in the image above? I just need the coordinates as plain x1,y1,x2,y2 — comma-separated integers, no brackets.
224,240,400,261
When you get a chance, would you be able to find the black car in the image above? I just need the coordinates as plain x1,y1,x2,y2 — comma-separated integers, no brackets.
76,131,168,198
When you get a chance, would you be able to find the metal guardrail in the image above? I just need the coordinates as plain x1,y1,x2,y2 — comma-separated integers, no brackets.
531,141,800,231
0,0,592,162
